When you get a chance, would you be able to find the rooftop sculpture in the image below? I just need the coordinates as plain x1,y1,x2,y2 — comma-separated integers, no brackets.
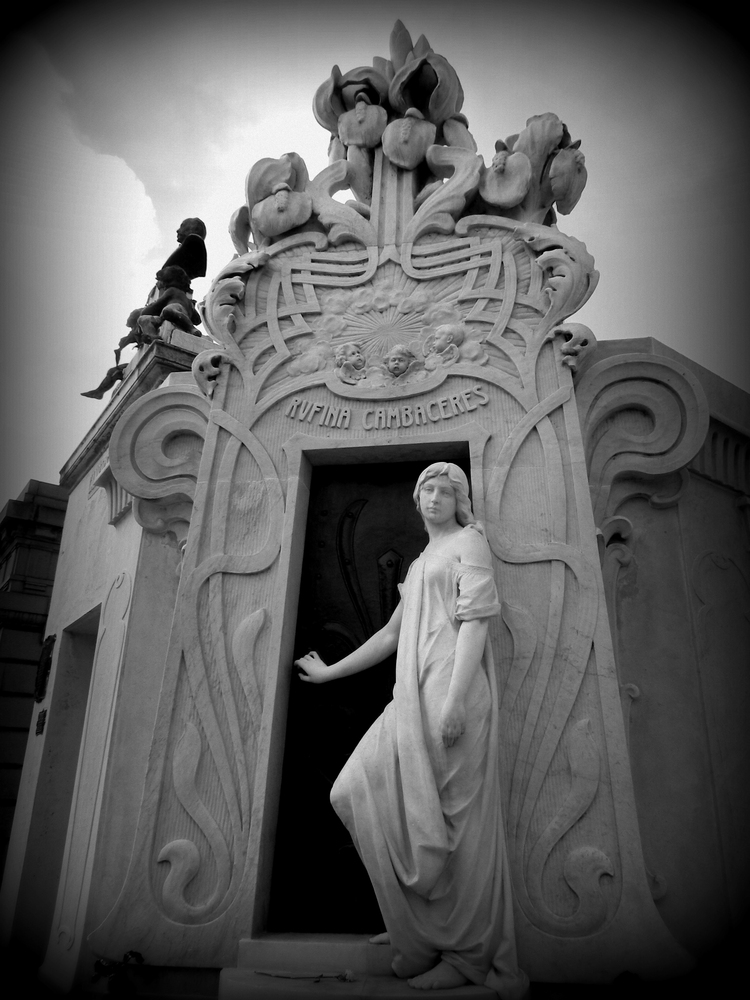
82,220,207,399
216,20,595,401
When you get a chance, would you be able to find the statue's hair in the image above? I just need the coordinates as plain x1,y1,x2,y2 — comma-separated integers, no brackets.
156,265,192,292
387,344,416,361
413,462,483,532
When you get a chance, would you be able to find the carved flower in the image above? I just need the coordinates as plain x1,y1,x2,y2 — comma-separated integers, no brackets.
511,113,566,177
502,113,587,222
245,152,309,210
382,110,437,170
313,65,390,135
251,189,313,242
479,145,532,209
549,146,588,215
388,44,463,126
337,99,388,148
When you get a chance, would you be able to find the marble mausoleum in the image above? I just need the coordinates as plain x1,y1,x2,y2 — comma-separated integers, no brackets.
1,20,748,1000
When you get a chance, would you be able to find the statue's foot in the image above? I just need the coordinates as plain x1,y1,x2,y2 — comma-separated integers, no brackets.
407,961,468,990
81,388,105,399
368,932,390,945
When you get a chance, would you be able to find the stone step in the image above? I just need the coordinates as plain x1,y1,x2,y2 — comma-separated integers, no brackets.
220,967,496,999
236,935,395,977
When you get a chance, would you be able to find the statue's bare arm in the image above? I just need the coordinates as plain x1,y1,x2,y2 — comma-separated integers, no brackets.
295,601,403,684
439,527,492,747
440,617,489,747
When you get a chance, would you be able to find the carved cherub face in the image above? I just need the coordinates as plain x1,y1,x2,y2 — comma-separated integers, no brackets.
432,323,465,353
385,348,414,376
335,343,364,369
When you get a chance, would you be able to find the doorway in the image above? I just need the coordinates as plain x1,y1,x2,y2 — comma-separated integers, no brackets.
267,455,469,932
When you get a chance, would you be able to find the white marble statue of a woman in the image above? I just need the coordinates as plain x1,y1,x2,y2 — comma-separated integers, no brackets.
295,463,529,997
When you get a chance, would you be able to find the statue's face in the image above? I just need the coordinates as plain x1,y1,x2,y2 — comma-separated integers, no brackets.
176,220,202,242
339,344,364,368
386,352,410,375
432,330,453,353
419,475,457,525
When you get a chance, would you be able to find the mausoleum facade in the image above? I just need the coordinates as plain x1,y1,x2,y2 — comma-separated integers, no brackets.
1,21,748,998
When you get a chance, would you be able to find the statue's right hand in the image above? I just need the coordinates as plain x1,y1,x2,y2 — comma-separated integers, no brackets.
295,650,330,684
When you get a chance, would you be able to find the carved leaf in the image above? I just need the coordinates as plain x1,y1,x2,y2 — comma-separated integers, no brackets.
389,20,414,72
232,608,267,736
158,722,232,923
405,145,483,242
307,161,378,246
522,720,614,936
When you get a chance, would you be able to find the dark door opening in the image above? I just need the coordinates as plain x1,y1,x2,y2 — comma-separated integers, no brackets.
268,455,469,932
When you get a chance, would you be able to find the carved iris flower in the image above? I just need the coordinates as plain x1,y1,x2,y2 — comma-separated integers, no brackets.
479,144,533,209
512,113,587,221
313,65,390,135
548,146,588,215
388,47,463,126
480,113,587,223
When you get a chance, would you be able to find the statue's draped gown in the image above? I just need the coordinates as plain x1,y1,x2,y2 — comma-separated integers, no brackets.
331,527,528,998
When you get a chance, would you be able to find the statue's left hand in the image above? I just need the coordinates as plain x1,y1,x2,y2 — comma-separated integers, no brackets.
439,697,466,748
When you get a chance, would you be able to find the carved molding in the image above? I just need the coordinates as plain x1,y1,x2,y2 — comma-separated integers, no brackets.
689,418,750,494
108,386,210,543
41,573,132,990
576,353,710,525
93,466,133,525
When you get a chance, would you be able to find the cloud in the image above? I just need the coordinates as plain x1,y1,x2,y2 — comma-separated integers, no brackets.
0,32,160,501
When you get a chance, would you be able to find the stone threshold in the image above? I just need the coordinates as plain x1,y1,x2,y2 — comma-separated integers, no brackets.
223,936,496,998
220,966,495,998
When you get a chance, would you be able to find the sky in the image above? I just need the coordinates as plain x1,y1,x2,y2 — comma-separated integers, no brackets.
0,0,747,504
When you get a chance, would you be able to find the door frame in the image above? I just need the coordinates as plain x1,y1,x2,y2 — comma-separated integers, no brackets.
244,421,490,938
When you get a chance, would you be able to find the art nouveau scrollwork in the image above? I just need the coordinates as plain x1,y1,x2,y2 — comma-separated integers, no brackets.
108,386,210,544
576,353,710,525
